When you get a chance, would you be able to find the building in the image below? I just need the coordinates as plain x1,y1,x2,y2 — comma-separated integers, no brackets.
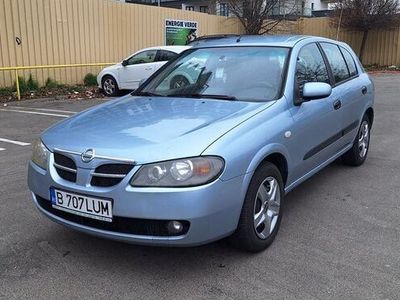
116,0,332,17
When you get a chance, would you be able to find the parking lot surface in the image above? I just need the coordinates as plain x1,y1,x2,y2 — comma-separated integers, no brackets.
1,74,400,299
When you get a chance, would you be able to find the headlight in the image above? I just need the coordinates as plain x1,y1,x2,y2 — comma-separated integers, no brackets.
131,156,224,187
31,139,50,170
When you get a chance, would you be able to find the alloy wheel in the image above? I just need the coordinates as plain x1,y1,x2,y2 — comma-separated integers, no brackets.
103,78,116,95
253,176,281,239
358,121,369,158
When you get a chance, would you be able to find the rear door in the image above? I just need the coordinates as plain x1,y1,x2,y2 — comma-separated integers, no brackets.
288,43,343,180
319,43,362,147
152,50,179,72
339,45,369,145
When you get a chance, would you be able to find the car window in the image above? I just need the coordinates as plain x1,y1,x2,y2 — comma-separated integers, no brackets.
141,47,289,102
127,50,157,65
156,50,178,62
296,43,330,96
340,47,358,77
320,43,350,84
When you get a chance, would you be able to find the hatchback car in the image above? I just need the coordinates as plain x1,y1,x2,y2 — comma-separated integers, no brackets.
28,35,374,252
97,45,190,96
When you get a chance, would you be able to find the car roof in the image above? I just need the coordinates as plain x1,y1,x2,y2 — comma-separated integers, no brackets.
140,45,191,53
189,35,337,48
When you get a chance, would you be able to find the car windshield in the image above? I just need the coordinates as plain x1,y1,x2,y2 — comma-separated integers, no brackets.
139,46,289,102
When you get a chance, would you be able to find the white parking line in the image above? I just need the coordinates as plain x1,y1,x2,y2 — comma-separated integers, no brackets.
0,148,5,151
5,106,77,114
0,138,31,146
0,108,70,118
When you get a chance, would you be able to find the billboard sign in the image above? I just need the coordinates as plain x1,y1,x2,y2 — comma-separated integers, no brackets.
165,19,198,45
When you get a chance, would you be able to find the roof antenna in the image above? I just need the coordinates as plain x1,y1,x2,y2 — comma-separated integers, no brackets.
236,35,242,43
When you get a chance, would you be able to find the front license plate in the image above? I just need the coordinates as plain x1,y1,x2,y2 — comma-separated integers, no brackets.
50,188,113,222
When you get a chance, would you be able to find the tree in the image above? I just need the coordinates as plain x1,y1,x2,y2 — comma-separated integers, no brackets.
332,0,400,63
224,0,300,35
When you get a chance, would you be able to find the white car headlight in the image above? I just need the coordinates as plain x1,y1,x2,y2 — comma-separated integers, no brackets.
32,139,50,170
131,156,224,187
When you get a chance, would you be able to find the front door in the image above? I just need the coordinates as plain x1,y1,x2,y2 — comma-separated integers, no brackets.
288,43,343,180
118,49,157,90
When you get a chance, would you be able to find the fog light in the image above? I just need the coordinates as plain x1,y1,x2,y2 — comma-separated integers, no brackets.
167,221,184,234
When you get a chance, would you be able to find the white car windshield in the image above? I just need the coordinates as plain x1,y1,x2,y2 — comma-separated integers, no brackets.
139,46,289,102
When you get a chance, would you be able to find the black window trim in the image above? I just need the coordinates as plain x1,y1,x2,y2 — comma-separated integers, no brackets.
317,42,359,88
199,5,209,13
126,49,157,66
338,45,359,78
155,49,177,62
293,41,333,103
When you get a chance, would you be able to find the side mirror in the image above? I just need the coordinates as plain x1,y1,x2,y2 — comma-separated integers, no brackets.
302,82,332,100
121,60,128,67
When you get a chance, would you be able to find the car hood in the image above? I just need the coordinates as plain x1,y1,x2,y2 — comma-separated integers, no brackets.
42,96,272,164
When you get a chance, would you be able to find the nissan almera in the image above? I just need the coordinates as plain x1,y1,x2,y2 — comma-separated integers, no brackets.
28,35,374,252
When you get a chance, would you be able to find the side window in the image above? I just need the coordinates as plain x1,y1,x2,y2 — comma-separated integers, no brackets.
320,43,350,84
296,43,330,93
340,47,358,77
127,50,157,65
156,50,177,62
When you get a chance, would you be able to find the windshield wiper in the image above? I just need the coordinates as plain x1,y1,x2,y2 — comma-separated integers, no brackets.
170,94,237,101
133,91,164,97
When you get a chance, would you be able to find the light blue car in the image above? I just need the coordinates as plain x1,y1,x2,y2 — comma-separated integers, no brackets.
28,35,374,252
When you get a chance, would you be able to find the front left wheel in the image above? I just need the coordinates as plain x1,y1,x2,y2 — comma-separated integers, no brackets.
231,162,284,252
102,75,119,97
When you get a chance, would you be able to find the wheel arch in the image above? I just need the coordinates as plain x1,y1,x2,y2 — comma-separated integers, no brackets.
365,107,374,126
260,153,288,187
245,144,290,188
101,72,121,89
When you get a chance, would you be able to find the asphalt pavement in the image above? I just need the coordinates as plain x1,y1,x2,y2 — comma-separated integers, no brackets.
1,75,399,299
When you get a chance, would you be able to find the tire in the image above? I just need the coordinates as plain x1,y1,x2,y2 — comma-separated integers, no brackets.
170,75,190,89
342,114,371,166
101,75,119,97
231,162,284,252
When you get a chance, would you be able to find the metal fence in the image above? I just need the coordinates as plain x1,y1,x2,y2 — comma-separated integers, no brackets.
1,0,400,95
299,17,400,66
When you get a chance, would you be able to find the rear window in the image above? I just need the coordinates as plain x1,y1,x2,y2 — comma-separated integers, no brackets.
320,43,350,84
340,47,358,77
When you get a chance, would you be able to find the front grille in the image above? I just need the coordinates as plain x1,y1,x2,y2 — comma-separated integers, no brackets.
91,164,134,187
36,195,190,237
54,153,77,182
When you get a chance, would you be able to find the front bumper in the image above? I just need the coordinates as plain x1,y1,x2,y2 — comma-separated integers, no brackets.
28,161,249,246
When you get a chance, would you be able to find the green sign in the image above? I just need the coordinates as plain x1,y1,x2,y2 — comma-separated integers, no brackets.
165,19,198,45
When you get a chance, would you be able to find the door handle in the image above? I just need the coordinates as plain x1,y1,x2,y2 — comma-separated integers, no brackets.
145,67,152,71
333,100,342,110
361,86,367,95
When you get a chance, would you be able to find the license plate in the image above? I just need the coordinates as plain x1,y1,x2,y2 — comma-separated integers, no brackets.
50,188,113,222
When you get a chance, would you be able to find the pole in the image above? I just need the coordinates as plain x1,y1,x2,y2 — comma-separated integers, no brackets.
336,3,344,40
15,69,20,100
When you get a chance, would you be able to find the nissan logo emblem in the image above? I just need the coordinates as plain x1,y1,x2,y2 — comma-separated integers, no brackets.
81,149,95,163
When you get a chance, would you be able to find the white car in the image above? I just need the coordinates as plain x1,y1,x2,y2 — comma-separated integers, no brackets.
97,46,190,96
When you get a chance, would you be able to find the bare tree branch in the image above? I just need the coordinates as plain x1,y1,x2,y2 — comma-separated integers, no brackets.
331,0,400,62
224,0,299,34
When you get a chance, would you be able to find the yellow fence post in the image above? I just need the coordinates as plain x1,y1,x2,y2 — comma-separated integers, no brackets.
15,69,21,101
0,63,116,100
